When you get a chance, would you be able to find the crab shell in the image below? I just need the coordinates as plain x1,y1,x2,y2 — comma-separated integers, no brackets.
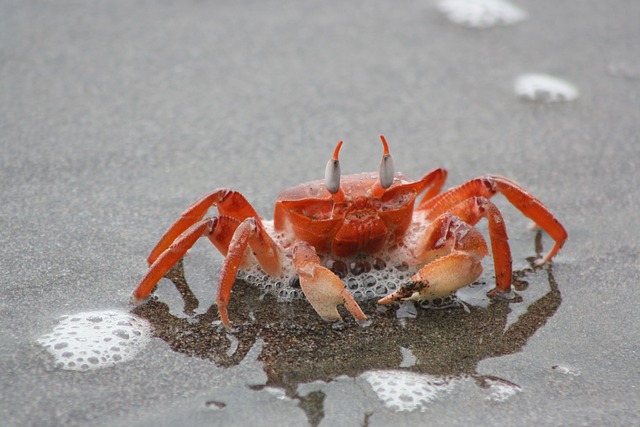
274,172,426,257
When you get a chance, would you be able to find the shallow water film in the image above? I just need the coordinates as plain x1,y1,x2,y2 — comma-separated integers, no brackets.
129,251,559,423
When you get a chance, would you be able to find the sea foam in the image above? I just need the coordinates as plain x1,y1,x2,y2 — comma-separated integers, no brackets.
37,310,151,371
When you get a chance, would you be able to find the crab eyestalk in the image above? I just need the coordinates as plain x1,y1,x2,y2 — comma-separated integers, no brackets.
377,135,395,190
325,140,345,199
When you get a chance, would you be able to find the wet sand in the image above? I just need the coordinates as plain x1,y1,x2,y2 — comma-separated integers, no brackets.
1,0,639,425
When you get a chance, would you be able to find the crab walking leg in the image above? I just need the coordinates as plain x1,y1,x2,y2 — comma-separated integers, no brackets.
292,241,367,322
379,219,488,304
133,216,241,302
416,168,449,206
447,196,513,295
147,189,259,265
216,218,282,329
417,175,567,264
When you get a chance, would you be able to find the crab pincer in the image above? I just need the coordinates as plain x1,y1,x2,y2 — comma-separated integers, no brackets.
292,241,367,323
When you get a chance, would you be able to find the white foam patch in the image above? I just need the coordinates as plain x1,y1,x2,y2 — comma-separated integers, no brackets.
37,310,151,371
362,370,457,412
363,371,521,410
436,0,528,28
514,73,579,102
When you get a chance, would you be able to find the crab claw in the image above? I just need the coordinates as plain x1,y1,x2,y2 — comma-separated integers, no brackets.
293,241,367,322
378,251,484,305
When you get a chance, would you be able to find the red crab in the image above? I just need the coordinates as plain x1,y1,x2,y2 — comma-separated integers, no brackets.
132,136,567,329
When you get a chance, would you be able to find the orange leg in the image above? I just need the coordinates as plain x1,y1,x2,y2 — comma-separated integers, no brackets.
382,168,448,201
380,215,488,304
133,216,242,303
216,218,282,330
147,189,259,265
417,168,448,205
292,241,367,323
417,175,567,265
448,196,513,295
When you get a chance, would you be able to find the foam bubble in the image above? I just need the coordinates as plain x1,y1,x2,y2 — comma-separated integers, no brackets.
514,73,579,102
37,310,151,371
436,0,528,28
362,370,457,412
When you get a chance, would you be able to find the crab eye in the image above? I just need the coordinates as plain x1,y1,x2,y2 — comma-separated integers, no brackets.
378,135,395,189
325,140,343,194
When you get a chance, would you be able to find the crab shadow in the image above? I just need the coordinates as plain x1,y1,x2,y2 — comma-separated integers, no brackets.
132,232,561,400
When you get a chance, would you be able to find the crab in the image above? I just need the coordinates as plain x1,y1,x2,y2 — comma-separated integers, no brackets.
132,136,567,330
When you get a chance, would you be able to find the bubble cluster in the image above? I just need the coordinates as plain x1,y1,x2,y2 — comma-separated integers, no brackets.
362,370,456,412
361,371,522,410
436,0,528,29
239,220,457,304
514,73,579,102
240,250,418,303
37,310,151,371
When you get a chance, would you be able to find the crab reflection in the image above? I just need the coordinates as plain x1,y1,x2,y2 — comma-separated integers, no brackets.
132,232,561,413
